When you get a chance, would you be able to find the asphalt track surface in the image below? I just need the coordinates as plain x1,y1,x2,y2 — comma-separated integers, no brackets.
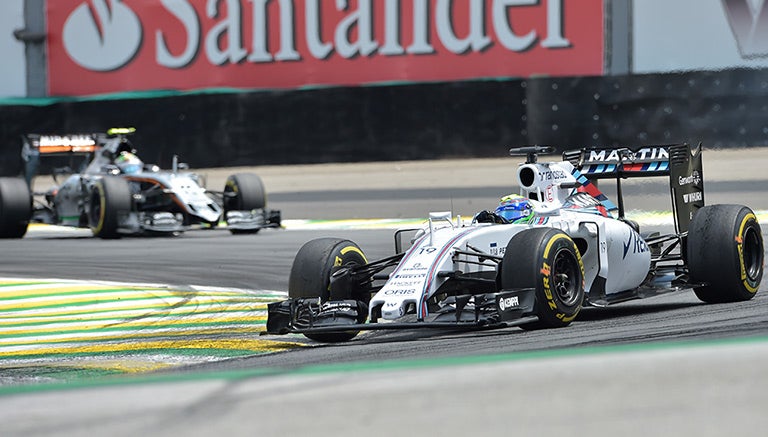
2,149,767,436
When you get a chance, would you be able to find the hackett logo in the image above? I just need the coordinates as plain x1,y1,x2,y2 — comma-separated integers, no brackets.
47,0,604,95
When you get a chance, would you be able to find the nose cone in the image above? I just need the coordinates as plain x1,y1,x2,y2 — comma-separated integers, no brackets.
381,299,407,320
197,207,222,224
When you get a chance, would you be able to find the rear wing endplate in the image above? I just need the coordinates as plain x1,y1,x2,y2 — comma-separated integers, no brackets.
563,143,705,234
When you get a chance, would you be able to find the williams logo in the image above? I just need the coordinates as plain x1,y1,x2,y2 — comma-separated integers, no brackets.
683,191,704,204
63,0,143,71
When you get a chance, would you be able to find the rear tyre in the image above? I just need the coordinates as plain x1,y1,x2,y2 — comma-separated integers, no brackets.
688,204,763,303
289,238,369,342
224,173,265,235
501,228,585,329
0,177,32,238
88,177,132,239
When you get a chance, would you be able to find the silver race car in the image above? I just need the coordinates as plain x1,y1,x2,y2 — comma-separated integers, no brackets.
0,128,280,238
266,144,764,342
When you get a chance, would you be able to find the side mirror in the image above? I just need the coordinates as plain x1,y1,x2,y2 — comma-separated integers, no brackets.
394,228,423,254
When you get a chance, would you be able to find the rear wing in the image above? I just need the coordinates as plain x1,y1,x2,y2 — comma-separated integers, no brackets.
21,134,106,186
562,143,705,234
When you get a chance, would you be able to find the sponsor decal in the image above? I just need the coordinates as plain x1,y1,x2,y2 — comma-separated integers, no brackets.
394,273,427,279
586,147,669,164
62,0,143,71
403,262,427,271
622,230,650,259
682,191,703,204
47,0,604,95
320,301,357,312
539,169,567,181
678,170,701,187
38,135,97,147
383,288,416,295
489,242,505,256
498,295,519,311
386,281,419,287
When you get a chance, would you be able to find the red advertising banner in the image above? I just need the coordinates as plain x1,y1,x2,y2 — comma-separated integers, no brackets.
47,0,604,96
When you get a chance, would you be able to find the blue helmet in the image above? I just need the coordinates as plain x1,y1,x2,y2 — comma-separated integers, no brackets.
495,194,533,223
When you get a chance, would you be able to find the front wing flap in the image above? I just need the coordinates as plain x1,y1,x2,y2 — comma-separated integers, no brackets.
226,208,281,230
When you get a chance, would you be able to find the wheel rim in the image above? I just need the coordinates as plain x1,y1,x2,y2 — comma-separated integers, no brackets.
223,180,239,211
553,248,580,306
89,189,102,227
743,226,763,281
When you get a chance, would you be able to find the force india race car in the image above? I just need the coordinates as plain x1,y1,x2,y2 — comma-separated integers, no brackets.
266,143,764,343
0,128,280,238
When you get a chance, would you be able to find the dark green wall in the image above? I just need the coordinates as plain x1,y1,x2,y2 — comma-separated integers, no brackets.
2,69,767,177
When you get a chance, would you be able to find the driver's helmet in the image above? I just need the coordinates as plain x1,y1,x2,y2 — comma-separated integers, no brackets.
495,194,533,223
114,151,143,174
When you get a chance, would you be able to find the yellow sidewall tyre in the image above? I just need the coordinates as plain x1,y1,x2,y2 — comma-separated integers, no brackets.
501,228,585,329
88,177,132,239
688,204,764,303
288,237,369,342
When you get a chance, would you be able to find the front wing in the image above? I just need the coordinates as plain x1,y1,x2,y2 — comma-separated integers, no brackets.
265,287,538,336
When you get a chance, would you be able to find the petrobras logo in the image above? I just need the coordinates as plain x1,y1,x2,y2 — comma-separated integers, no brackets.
48,0,604,95
63,0,143,71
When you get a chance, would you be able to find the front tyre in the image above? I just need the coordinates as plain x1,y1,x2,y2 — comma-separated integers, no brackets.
88,177,132,239
0,177,32,238
288,238,369,342
224,173,266,235
501,228,585,329
688,204,764,303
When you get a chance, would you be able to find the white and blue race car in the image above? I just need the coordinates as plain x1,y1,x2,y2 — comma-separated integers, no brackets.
266,144,764,342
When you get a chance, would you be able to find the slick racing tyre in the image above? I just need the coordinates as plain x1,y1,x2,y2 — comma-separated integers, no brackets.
88,177,132,239
288,238,369,342
0,177,32,239
224,173,266,235
501,228,585,329
687,204,764,303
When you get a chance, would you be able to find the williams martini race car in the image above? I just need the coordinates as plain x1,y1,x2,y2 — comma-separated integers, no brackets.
266,143,764,342
0,128,280,238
